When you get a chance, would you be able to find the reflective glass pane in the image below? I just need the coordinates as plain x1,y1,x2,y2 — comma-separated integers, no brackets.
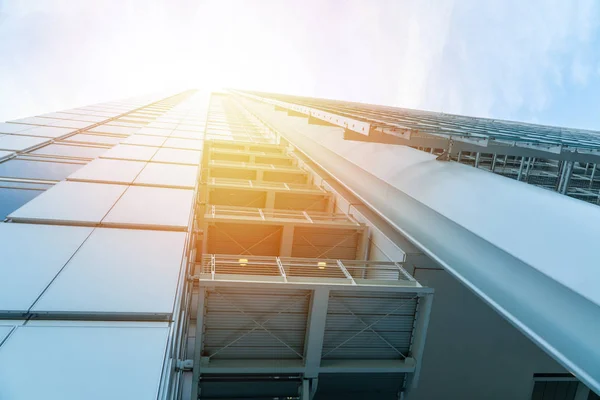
0,187,44,220
9,181,127,224
0,324,169,400
103,186,194,229
32,228,186,315
134,162,197,188
151,148,201,165
32,144,109,159
101,144,157,161
63,133,123,146
68,158,146,184
0,135,49,151
0,159,83,181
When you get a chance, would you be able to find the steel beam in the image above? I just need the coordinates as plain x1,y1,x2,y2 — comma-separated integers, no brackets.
303,288,330,378
243,100,600,393
191,286,207,400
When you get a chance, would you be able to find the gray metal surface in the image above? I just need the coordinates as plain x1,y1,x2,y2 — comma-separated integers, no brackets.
151,147,202,165
8,181,127,224
134,162,198,188
103,186,194,230
31,228,186,317
246,100,600,393
0,224,93,314
101,144,158,161
67,158,147,184
0,134,49,151
0,323,169,400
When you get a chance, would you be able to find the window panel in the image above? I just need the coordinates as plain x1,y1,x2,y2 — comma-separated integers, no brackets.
0,223,93,312
0,324,169,400
32,143,109,159
0,187,44,220
163,137,203,151
12,126,74,138
103,186,194,230
0,135,49,151
0,159,83,181
63,133,123,146
31,228,186,315
134,162,197,188
68,158,146,184
122,135,166,147
101,144,158,161
151,148,201,165
8,181,127,224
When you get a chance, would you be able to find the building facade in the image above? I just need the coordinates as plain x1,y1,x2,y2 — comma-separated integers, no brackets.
0,90,598,400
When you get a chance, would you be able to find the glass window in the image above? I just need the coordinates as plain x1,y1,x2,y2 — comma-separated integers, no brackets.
0,159,84,181
0,135,49,151
63,133,123,146
32,144,109,159
0,187,44,220
163,138,203,151
9,181,127,224
103,186,194,229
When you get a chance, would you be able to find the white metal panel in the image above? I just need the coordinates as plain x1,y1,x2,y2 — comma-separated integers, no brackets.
101,144,158,161
31,228,186,315
88,125,139,136
0,150,14,161
103,186,194,229
63,133,124,145
11,126,74,138
8,181,127,224
68,158,146,184
122,134,167,147
0,324,169,400
138,127,172,137
0,122,34,134
0,134,49,151
163,137,204,150
0,224,93,313
171,129,202,139
134,163,198,188
152,147,202,165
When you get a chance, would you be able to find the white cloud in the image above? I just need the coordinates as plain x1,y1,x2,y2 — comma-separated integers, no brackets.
0,0,598,123
571,57,592,85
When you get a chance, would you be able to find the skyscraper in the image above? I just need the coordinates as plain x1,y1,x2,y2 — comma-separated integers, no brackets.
0,89,598,400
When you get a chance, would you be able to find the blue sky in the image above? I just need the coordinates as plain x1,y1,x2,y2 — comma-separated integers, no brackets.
0,0,599,130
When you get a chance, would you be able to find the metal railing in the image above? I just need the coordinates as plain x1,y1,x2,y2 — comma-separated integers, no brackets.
204,205,359,225
207,177,325,193
208,159,303,172
195,255,419,286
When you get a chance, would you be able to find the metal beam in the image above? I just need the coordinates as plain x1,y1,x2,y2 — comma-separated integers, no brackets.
191,286,207,400
405,293,434,392
303,288,330,378
197,358,416,374
279,225,295,257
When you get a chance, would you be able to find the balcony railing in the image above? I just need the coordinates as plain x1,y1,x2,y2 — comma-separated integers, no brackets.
206,177,326,193
204,205,359,226
195,255,420,287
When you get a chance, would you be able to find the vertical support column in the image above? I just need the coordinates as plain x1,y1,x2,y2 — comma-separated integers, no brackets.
589,164,596,189
574,382,591,400
405,293,434,393
355,227,370,261
304,288,330,379
191,286,207,400
517,157,525,181
474,152,481,168
559,161,574,194
491,154,498,172
265,190,276,210
279,224,295,257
